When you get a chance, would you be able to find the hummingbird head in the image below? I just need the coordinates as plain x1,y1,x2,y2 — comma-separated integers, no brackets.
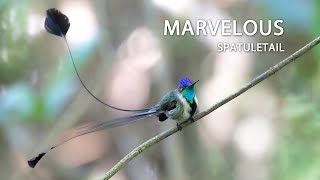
178,77,199,103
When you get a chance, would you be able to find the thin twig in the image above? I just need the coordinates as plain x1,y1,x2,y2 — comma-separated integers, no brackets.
102,36,320,180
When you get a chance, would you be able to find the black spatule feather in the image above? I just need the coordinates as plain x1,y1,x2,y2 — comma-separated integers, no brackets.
27,150,50,168
45,8,70,37
43,8,151,112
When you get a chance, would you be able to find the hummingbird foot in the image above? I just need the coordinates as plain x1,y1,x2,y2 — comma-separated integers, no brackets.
176,122,183,131
190,117,195,123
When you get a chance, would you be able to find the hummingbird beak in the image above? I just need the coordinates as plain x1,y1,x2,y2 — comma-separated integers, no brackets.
190,80,199,87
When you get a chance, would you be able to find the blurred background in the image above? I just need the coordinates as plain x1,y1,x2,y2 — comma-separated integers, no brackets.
1,0,319,179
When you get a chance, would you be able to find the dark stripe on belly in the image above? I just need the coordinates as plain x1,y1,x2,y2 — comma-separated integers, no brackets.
189,100,197,116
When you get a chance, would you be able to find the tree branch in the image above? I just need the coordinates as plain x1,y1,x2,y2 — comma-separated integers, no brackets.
101,36,320,180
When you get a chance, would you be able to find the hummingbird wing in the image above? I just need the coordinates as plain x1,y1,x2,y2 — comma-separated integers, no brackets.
155,90,179,122
27,109,160,168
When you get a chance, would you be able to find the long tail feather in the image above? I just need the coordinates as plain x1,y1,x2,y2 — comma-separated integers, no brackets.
62,38,152,112
44,8,151,112
27,109,159,168
75,109,159,131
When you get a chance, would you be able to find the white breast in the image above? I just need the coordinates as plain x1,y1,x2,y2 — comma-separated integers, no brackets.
176,93,192,121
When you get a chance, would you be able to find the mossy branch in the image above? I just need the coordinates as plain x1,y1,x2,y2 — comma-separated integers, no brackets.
101,36,320,180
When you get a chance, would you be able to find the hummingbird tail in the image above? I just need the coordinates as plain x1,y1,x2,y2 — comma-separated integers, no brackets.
45,8,152,112
62,38,153,112
27,109,160,168
73,109,160,133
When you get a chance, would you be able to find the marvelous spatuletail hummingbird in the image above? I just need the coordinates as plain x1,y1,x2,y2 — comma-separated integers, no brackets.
27,8,200,168
28,77,199,168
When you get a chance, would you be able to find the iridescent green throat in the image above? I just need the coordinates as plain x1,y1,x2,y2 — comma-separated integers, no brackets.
182,86,195,103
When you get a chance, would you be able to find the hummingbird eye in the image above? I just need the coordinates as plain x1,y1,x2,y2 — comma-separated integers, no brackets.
178,85,185,92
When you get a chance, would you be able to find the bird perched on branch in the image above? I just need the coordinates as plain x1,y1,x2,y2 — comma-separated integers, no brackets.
27,8,200,168
28,76,199,168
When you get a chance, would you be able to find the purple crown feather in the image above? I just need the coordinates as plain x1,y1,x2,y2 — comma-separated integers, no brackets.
179,77,193,87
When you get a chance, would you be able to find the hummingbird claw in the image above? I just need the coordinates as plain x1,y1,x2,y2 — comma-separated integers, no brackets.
190,117,195,123
176,123,183,131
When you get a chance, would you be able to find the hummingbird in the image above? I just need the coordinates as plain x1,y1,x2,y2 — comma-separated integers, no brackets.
28,77,199,168
28,8,200,168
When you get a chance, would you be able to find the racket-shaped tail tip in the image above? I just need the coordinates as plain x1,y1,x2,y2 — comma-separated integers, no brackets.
27,152,47,168
45,8,70,37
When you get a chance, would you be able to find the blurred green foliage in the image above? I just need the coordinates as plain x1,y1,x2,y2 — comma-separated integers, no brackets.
270,2,320,180
273,95,320,180
0,1,30,83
